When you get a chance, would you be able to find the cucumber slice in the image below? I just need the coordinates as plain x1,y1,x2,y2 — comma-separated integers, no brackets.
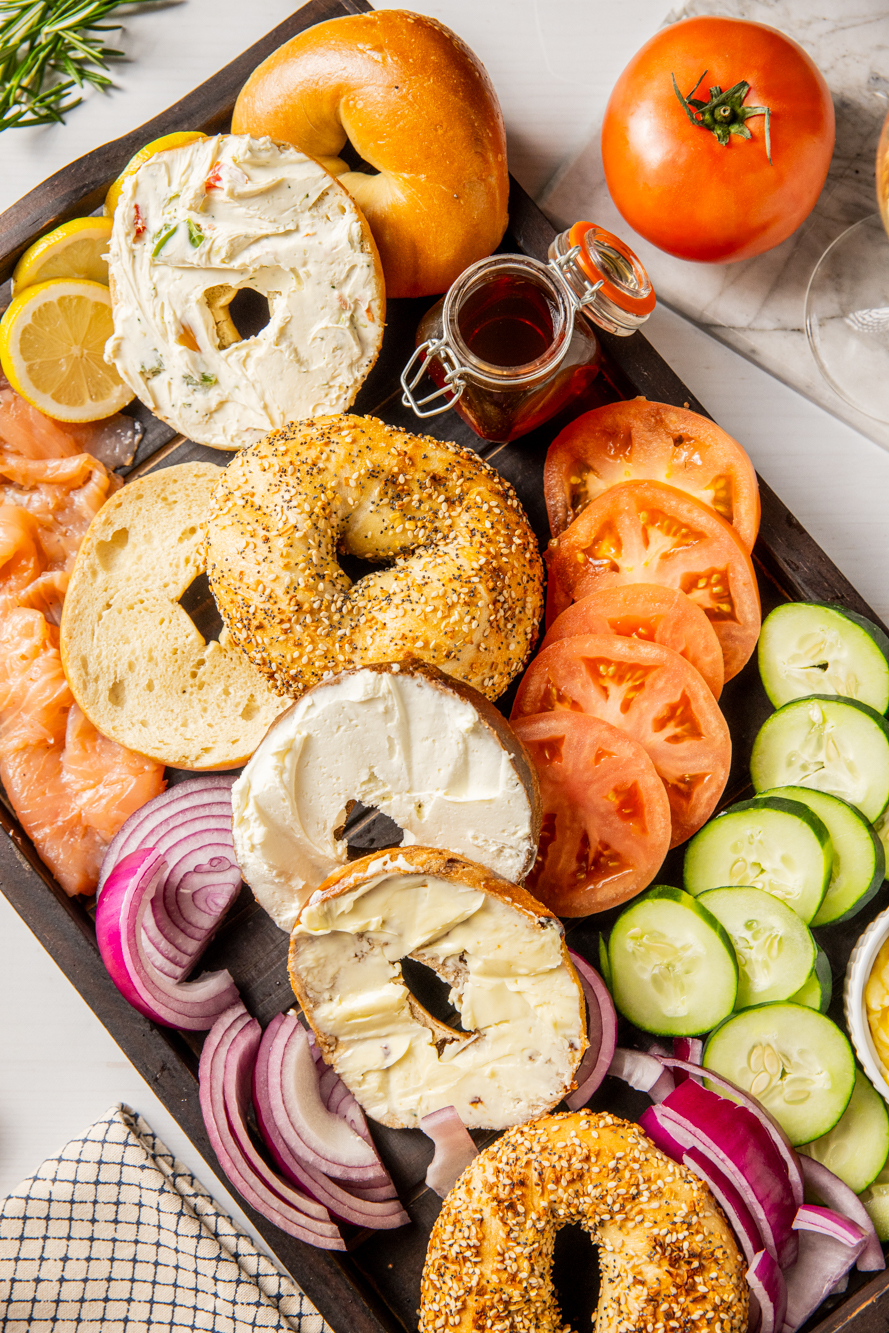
608,885,737,1038
860,1161,889,1242
876,809,889,881
758,601,889,713
760,785,885,926
799,1069,889,1193
751,695,889,823
683,797,832,923
703,1002,856,1146
598,932,612,989
698,887,816,1008
789,948,832,1013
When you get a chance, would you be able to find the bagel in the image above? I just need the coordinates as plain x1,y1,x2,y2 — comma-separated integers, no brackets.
60,462,289,769
205,414,545,701
231,10,509,298
105,134,385,450
420,1111,748,1333
288,847,587,1130
233,660,541,931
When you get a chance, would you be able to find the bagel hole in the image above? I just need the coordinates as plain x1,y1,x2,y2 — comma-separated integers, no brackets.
337,138,380,178
227,287,272,340
341,800,404,858
400,956,467,1034
552,1222,600,1330
179,570,224,644
337,551,394,583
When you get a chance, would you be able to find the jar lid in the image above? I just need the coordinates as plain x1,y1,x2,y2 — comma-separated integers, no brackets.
567,221,656,320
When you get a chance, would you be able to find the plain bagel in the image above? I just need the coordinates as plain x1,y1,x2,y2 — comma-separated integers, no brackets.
231,10,509,298
289,847,587,1130
232,660,541,931
420,1111,747,1333
205,415,545,701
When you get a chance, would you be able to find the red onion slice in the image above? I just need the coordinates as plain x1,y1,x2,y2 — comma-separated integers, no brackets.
672,1037,703,1083
747,1249,787,1333
99,776,237,885
199,1004,345,1248
565,950,617,1110
609,1047,675,1102
421,1107,478,1197
799,1155,885,1272
651,1054,804,1211
782,1205,868,1333
96,849,239,1030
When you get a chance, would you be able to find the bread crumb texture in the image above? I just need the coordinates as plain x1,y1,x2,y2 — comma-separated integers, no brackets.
420,1111,748,1333
205,415,545,700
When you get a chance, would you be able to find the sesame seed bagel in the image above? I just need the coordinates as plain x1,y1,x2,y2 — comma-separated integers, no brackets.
420,1111,748,1333
205,415,544,699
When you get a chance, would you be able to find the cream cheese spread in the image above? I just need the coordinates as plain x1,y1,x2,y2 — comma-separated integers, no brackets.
105,134,384,450
232,667,538,930
291,867,585,1128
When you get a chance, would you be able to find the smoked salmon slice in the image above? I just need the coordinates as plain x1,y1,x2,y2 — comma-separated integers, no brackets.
0,381,164,895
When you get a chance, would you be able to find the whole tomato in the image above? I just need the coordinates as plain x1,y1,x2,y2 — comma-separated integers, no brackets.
601,17,835,263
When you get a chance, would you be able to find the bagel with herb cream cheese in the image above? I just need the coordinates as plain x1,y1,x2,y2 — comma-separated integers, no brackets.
105,134,384,450
205,414,545,701
233,660,541,931
288,847,587,1130
420,1111,747,1333
232,10,509,298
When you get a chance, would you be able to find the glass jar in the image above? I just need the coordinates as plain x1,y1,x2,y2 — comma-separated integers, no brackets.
400,222,655,444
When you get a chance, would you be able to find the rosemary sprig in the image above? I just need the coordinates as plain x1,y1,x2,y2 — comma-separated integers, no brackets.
0,0,169,131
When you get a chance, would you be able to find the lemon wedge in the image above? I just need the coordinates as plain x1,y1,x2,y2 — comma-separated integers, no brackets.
0,279,134,422
105,130,208,217
11,216,113,296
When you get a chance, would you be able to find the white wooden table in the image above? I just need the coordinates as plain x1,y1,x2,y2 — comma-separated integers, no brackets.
1,0,888,1274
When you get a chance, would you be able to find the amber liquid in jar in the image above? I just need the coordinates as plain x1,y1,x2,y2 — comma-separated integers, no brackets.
416,256,601,444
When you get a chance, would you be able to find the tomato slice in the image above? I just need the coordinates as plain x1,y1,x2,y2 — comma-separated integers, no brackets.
513,711,670,917
544,400,760,551
545,479,761,681
511,633,731,846
542,583,724,700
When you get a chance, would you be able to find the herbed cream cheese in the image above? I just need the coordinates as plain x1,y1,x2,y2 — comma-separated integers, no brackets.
232,667,538,930
291,869,585,1129
105,134,384,449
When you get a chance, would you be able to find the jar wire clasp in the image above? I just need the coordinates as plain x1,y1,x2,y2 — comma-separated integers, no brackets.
549,244,605,312
400,338,467,418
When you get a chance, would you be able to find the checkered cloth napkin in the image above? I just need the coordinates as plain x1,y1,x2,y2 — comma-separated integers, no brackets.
0,1105,333,1333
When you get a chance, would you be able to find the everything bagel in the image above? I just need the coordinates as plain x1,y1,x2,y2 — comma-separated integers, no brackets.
231,10,509,298
420,1111,748,1333
205,415,545,701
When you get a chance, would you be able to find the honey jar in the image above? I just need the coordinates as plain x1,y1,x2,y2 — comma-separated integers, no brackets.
400,222,655,444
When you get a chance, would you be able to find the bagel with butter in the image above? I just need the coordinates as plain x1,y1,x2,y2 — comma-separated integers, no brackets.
232,10,509,298
289,847,587,1130
60,462,289,769
420,1111,747,1333
233,660,541,931
105,133,384,450
205,414,545,702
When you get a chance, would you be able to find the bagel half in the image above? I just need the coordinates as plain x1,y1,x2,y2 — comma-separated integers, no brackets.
232,10,509,298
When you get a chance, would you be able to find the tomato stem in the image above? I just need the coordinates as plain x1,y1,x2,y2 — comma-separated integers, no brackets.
672,72,772,164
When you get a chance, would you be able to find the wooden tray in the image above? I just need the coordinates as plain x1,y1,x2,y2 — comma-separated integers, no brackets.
1,4,888,1331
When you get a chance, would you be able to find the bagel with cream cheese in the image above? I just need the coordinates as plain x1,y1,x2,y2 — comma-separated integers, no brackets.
289,847,587,1130
205,414,544,701
232,10,509,298
233,660,541,931
105,134,384,450
60,462,289,769
420,1111,747,1333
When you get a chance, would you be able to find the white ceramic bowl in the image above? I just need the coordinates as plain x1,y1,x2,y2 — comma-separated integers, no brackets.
844,902,889,1104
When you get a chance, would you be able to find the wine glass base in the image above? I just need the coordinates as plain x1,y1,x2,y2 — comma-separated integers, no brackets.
806,213,889,423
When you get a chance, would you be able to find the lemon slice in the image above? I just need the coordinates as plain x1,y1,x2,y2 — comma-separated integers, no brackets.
105,130,208,217
11,217,113,296
0,279,134,422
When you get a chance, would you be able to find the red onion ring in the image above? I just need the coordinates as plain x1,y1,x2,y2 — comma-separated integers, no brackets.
608,1047,676,1102
421,1107,478,1197
96,849,239,1030
747,1249,787,1333
799,1155,884,1272
782,1205,868,1332
565,950,618,1110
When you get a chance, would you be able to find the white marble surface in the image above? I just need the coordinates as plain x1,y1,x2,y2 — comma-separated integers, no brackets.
1,0,889,1307
544,0,889,448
